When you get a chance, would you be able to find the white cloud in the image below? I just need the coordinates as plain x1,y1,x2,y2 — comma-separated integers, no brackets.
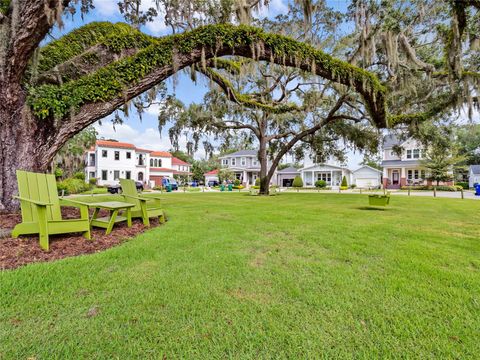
257,0,288,18
94,0,119,16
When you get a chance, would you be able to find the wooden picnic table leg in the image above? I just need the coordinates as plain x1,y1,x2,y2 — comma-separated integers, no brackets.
126,207,132,227
105,209,119,235
91,207,100,224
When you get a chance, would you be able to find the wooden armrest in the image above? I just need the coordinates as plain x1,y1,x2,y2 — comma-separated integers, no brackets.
59,198,90,208
122,194,147,201
13,196,53,206
138,194,164,201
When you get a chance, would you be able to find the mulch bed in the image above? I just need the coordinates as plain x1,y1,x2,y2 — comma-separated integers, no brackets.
0,207,161,270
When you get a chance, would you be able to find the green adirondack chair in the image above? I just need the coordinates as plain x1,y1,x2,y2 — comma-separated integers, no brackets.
11,170,91,251
119,179,166,226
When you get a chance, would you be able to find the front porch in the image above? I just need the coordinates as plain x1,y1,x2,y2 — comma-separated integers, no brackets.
383,167,429,189
233,170,259,186
302,169,344,187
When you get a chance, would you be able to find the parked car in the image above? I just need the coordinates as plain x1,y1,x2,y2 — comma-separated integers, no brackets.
190,180,198,187
208,180,219,187
107,181,144,194
161,177,178,190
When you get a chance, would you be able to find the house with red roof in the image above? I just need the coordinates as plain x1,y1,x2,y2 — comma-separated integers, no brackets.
204,169,219,185
171,157,192,176
85,139,177,187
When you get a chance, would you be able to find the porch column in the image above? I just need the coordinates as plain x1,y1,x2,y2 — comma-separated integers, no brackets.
382,168,388,188
330,170,333,186
311,171,314,186
400,167,406,187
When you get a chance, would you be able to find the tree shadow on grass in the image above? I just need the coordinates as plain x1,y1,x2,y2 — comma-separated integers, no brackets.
356,206,390,211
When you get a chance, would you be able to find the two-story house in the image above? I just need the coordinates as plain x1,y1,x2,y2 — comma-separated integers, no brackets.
218,150,268,186
85,140,176,187
172,157,192,177
381,135,452,188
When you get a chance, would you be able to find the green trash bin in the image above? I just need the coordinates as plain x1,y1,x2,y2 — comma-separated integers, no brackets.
166,184,172,192
220,184,225,192
228,184,233,191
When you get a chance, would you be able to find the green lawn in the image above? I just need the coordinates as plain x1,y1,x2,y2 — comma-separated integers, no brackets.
1,193,479,358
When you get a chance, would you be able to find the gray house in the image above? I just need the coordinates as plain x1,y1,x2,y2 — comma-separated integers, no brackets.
218,150,268,186
469,165,480,188
276,167,300,187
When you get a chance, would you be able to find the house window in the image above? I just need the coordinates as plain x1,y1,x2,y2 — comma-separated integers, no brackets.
222,159,229,166
235,172,242,180
114,151,120,160
317,172,332,183
252,159,258,166
406,150,412,159
150,159,153,166
390,151,395,156
89,171,95,179
126,152,131,159
408,170,424,180
126,171,131,180
158,159,162,167
413,149,420,159
102,150,108,158
231,158,236,166
241,157,246,166
114,170,120,180
101,170,108,180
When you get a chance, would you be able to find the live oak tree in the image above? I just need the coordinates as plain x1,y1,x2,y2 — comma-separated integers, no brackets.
0,0,388,212
0,0,477,210
161,9,381,195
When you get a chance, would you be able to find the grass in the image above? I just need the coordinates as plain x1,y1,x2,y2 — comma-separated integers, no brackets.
1,193,479,358
79,186,109,195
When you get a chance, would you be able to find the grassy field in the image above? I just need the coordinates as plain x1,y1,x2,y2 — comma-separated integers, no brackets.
1,193,479,358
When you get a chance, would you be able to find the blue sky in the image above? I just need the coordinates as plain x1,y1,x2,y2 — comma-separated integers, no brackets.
53,0,476,168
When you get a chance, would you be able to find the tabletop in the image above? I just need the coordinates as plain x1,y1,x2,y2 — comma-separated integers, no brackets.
90,201,135,210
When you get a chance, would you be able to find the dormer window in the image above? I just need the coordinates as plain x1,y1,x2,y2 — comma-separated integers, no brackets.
413,149,420,159
231,158,236,166
406,150,412,159
241,157,246,166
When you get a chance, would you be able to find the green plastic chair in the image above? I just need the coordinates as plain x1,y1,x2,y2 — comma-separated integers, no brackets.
368,192,391,206
11,170,91,250
119,179,166,226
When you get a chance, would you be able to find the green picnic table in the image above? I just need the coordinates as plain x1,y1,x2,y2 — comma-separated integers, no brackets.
89,201,135,235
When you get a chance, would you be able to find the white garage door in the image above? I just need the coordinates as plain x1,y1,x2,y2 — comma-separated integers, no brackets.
356,178,379,188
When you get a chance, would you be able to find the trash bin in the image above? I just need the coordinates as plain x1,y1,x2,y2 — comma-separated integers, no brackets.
220,184,225,192
475,184,480,196
228,184,233,191
166,184,172,192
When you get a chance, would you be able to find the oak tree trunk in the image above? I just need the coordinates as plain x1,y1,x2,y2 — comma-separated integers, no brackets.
258,134,270,195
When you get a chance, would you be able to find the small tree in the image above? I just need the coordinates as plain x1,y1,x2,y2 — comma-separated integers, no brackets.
421,151,457,186
255,177,260,186
292,176,303,188
315,180,327,188
341,176,348,188
218,168,234,183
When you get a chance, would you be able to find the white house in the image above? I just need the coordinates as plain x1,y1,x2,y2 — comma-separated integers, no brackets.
276,167,299,187
85,140,175,187
298,163,353,188
172,157,192,178
204,169,219,184
352,165,382,188
381,134,452,188
468,165,480,188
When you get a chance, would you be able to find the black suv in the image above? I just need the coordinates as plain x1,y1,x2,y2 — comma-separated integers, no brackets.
107,181,144,194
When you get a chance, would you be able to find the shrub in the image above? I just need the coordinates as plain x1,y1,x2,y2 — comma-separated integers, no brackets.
251,185,260,189
234,179,241,186
315,180,327,188
400,185,459,192
89,177,97,186
233,185,245,189
340,186,348,190
292,176,303,188
73,171,85,180
54,168,64,178
456,182,469,189
56,178,91,195
341,176,348,187
350,184,356,189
